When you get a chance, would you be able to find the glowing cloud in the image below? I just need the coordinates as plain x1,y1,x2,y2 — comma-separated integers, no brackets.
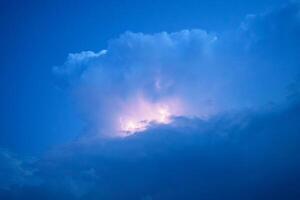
56,24,298,138
117,94,184,136
54,30,222,138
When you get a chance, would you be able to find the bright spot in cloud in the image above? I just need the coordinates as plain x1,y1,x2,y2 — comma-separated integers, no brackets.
117,94,183,136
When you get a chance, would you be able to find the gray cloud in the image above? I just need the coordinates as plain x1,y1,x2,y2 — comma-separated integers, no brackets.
2,98,300,199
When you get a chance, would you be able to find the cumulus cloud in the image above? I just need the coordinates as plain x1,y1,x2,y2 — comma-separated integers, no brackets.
55,29,223,137
53,3,300,138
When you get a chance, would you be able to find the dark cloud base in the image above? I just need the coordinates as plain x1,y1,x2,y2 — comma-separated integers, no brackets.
1,99,300,200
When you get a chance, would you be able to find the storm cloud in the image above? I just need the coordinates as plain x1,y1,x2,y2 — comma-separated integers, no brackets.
53,2,300,138
1,2,300,200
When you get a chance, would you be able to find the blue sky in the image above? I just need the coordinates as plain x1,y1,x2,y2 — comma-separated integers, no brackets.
1,0,300,199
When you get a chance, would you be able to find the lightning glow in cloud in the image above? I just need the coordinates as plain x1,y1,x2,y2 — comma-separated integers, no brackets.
55,14,300,138
55,30,220,137
117,94,184,136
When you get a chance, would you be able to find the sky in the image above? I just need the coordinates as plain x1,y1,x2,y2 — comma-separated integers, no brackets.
1,0,300,199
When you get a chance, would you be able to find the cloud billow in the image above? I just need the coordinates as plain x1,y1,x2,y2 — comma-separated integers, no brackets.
54,3,300,138
55,29,223,137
